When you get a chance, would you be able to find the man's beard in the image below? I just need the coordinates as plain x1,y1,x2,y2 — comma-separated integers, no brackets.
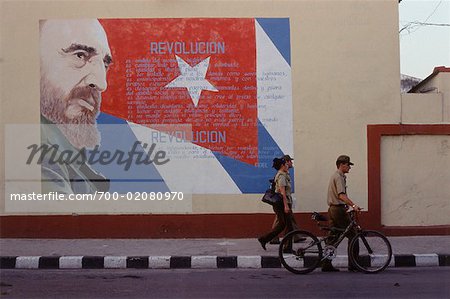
40,76,102,149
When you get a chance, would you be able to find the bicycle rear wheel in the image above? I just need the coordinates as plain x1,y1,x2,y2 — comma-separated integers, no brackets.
279,230,322,274
349,230,392,273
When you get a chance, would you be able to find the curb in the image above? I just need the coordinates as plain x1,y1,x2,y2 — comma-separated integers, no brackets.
1,254,449,270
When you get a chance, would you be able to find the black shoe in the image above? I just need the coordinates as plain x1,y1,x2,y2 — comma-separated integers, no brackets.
269,239,280,245
294,237,307,243
348,267,358,272
322,266,340,272
257,238,267,250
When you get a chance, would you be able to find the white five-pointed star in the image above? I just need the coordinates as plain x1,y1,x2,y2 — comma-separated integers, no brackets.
165,55,218,107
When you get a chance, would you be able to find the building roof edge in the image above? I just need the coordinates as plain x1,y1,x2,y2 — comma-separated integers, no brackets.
408,66,450,93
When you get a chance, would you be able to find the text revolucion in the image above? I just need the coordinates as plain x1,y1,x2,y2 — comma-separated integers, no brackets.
150,41,225,55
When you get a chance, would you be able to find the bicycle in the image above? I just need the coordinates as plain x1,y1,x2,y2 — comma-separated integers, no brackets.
279,209,392,274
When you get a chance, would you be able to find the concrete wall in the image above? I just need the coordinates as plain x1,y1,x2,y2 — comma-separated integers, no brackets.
441,73,450,121
422,72,450,122
401,93,444,123
390,71,450,230
0,0,401,217
1,1,449,238
381,135,450,226
401,71,450,123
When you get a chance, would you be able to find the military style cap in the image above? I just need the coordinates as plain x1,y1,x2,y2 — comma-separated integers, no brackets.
336,155,354,165
283,154,294,161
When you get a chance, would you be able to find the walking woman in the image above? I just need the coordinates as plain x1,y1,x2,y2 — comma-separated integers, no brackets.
258,157,294,252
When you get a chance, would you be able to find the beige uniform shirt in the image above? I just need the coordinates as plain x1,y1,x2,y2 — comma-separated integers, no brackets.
275,171,292,204
327,170,347,206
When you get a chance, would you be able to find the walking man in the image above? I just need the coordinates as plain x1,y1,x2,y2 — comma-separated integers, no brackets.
322,155,361,272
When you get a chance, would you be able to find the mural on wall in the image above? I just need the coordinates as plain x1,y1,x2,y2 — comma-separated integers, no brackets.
39,18,293,194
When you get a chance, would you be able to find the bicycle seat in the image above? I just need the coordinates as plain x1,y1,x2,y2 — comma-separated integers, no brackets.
311,212,328,222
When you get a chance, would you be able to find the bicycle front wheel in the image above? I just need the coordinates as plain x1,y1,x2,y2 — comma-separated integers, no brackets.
279,230,322,274
349,230,392,273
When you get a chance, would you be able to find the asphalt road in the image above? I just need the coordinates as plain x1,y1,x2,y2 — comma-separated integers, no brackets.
1,267,449,298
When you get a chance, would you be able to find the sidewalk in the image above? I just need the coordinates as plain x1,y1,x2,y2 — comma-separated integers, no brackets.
1,236,449,269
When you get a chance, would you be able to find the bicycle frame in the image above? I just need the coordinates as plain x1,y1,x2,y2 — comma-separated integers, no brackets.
314,210,362,261
280,210,393,274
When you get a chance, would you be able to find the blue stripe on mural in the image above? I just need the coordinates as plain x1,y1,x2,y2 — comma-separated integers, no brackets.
213,120,294,193
256,18,291,66
94,113,169,192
